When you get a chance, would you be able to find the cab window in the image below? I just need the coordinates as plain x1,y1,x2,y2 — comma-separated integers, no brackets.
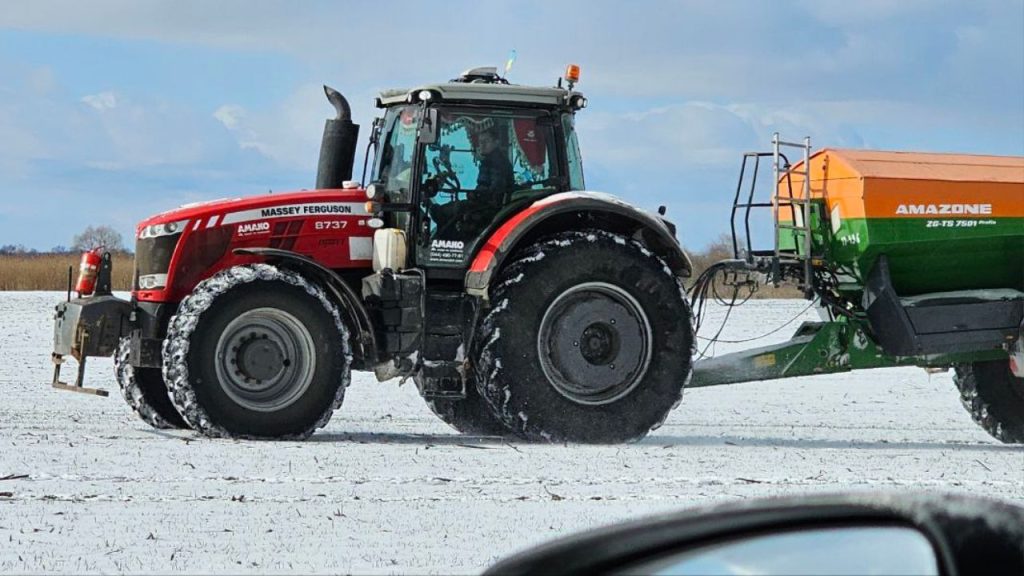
373,105,420,204
562,113,585,190
418,109,559,267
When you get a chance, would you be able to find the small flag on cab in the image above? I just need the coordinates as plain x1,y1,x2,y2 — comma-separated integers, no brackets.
504,49,517,78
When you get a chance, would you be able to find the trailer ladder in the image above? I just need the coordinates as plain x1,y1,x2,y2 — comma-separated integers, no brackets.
729,133,815,295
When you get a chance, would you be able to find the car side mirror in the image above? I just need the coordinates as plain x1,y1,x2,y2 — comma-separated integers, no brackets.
624,525,939,575
484,492,1024,576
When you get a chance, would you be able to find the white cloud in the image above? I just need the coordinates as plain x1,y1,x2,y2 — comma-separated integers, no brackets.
213,83,380,173
213,104,244,130
81,91,118,110
798,0,947,25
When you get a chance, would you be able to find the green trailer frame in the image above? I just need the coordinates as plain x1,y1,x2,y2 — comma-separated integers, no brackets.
691,317,1010,389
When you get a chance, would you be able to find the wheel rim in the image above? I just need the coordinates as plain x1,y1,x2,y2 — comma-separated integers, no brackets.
214,307,316,412
537,282,653,406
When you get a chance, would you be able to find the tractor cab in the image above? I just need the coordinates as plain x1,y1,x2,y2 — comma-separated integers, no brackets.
365,67,588,272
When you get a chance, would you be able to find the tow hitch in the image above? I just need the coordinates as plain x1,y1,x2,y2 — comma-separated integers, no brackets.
51,250,131,396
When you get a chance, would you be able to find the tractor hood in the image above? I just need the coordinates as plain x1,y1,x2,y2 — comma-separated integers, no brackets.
132,188,375,303
136,189,369,235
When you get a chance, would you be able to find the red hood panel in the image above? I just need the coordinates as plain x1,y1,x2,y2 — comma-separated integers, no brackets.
133,188,375,303
137,189,368,231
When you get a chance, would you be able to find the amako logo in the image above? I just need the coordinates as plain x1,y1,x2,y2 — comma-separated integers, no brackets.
431,239,465,250
237,221,271,235
895,204,992,216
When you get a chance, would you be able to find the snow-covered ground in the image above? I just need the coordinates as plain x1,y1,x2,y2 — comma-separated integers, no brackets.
1,292,1021,574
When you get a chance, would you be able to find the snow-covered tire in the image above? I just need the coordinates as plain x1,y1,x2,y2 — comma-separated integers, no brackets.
954,360,1024,444
474,230,694,443
420,377,509,436
115,337,188,430
163,264,352,439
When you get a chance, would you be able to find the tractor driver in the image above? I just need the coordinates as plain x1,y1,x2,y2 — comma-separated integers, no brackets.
425,125,515,242
473,127,514,201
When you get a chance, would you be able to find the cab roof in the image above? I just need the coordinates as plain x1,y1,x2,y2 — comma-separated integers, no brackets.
376,68,584,109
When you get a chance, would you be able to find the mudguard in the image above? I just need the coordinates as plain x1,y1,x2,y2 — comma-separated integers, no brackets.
465,192,692,296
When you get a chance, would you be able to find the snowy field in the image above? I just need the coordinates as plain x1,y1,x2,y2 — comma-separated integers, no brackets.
1,291,1021,574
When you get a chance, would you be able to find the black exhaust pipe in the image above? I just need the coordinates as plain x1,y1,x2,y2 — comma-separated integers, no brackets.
315,86,360,189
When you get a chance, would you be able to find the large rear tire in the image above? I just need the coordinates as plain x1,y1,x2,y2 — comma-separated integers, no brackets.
115,337,188,430
474,230,694,443
954,360,1024,444
163,264,352,439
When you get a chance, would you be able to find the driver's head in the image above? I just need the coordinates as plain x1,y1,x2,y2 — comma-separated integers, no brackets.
476,128,500,156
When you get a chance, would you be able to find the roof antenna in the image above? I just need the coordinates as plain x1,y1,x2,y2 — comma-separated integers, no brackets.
503,48,517,81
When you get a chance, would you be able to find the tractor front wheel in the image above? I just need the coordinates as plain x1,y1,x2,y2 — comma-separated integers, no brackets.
115,337,188,430
954,360,1024,444
163,265,352,439
474,230,694,443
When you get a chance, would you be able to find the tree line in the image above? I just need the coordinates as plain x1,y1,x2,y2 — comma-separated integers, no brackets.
1,225,128,255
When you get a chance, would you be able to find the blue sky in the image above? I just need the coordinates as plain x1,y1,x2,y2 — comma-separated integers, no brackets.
1,0,1022,252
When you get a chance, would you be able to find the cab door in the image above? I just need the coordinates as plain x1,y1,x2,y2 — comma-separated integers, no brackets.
415,107,562,271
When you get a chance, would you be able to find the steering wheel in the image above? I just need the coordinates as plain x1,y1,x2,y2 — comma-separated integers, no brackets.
428,153,461,199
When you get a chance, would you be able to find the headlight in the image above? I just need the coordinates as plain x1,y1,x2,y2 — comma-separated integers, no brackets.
138,273,169,290
139,219,189,239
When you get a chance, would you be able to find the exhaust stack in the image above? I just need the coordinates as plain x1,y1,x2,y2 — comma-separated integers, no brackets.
315,86,360,189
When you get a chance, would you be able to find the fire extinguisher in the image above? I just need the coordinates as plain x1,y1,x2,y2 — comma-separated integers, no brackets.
75,248,104,297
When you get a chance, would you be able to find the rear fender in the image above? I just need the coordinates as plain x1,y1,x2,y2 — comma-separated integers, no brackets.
465,192,692,297
233,247,378,368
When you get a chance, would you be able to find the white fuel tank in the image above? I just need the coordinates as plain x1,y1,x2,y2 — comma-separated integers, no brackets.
372,228,407,272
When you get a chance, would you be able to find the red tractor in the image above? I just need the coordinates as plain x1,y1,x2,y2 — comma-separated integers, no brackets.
51,66,695,442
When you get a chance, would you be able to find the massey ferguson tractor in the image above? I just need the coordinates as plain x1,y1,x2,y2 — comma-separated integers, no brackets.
52,66,696,442
52,65,1024,444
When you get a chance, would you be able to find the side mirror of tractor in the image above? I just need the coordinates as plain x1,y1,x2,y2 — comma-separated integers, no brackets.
369,116,384,146
419,108,439,145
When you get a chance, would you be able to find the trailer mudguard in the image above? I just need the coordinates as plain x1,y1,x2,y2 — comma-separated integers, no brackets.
863,255,1024,356
234,247,378,367
465,192,692,297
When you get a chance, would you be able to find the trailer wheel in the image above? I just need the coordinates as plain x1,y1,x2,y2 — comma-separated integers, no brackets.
474,230,694,443
115,337,187,430
954,360,1024,444
163,264,352,439
421,381,509,436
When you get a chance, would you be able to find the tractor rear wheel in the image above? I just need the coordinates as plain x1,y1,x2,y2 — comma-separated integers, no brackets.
163,264,351,439
954,360,1024,444
474,230,694,443
115,337,187,430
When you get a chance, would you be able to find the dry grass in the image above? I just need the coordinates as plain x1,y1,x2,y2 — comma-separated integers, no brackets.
0,254,134,291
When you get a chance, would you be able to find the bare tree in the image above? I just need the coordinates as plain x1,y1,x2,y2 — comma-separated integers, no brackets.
0,244,30,255
72,225,125,252
690,233,737,276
